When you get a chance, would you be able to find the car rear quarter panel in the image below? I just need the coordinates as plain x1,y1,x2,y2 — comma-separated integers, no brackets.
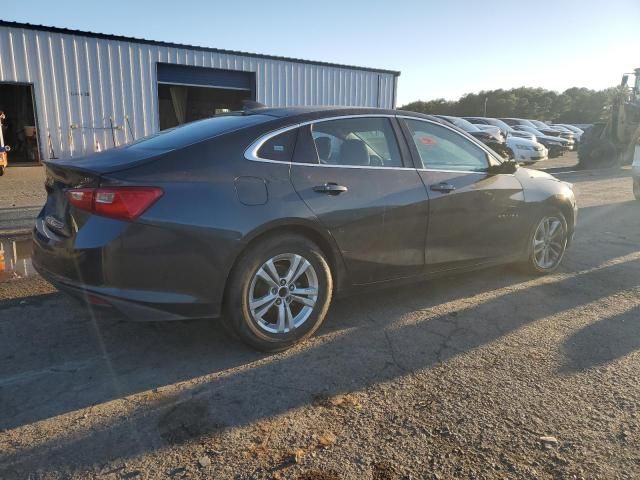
103,127,343,316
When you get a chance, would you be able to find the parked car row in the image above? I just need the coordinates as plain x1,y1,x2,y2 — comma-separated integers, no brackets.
433,115,585,165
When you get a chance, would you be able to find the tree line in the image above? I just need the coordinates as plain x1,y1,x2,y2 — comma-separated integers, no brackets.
400,86,618,123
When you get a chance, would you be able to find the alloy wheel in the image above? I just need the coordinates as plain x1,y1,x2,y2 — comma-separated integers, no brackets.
532,216,566,270
248,253,319,334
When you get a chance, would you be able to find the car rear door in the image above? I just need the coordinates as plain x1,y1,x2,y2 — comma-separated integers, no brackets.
399,117,527,271
288,115,429,285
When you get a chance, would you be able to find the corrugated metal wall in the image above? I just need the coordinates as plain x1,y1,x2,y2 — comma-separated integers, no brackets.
0,25,397,161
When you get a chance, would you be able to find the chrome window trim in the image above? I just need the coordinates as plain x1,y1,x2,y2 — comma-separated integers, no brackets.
244,114,413,170
244,113,507,174
417,168,488,175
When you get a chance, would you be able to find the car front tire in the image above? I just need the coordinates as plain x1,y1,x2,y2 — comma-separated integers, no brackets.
522,209,568,275
223,233,333,352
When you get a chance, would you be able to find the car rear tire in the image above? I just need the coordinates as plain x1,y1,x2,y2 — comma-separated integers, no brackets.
223,233,333,352
521,209,568,275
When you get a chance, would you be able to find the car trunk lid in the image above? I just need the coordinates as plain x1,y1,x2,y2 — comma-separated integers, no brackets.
42,163,102,237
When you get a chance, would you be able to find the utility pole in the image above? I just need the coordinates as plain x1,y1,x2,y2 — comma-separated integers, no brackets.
483,97,488,116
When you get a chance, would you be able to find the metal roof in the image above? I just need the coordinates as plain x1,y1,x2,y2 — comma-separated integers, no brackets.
0,20,401,76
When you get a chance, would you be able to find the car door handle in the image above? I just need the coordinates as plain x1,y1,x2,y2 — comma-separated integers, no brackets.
313,183,348,195
430,182,456,193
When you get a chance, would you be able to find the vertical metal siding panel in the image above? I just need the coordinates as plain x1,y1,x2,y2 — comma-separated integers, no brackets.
269,62,275,106
279,62,285,106
385,75,391,109
147,46,157,134
48,34,66,156
82,38,97,155
0,28,6,79
11,29,26,81
270,62,276,106
311,66,317,105
86,37,104,153
7,29,17,81
295,64,303,105
62,36,80,156
64,37,82,156
97,40,111,150
370,73,376,107
25,31,46,160
321,68,327,105
381,75,389,108
129,45,142,140
364,72,369,106
384,75,391,109
303,65,310,105
290,63,296,106
138,45,148,137
118,43,132,144
106,42,121,148
379,75,387,108
34,32,55,160
24,29,39,84
72,38,89,154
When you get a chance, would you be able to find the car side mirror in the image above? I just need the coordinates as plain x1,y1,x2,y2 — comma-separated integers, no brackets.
488,160,518,175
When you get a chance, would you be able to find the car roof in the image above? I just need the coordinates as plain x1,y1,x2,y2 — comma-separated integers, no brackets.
247,106,438,123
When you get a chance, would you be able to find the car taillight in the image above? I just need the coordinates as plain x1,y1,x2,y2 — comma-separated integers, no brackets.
66,187,163,220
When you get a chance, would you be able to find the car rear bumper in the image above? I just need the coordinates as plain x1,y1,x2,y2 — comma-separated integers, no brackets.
32,217,225,320
33,255,219,321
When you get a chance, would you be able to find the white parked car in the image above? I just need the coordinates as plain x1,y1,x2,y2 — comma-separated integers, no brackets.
505,136,548,164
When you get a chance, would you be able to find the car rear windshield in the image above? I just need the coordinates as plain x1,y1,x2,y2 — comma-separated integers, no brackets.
128,114,273,152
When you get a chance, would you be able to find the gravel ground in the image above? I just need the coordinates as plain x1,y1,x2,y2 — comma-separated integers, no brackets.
0,166,639,480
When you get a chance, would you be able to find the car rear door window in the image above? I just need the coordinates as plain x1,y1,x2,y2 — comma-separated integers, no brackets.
309,117,403,168
403,119,489,172
257,128,298,162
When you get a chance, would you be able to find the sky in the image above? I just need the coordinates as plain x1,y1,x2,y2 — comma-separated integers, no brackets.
3,0,639,106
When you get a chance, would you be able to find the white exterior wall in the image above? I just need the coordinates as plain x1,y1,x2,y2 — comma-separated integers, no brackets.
0,25,397,161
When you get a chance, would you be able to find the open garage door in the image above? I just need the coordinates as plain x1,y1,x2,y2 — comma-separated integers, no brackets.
0,83,40,163
157,63,255,130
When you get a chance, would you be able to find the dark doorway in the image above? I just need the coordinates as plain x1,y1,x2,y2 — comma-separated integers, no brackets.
158,84,251,130
0,83,40,163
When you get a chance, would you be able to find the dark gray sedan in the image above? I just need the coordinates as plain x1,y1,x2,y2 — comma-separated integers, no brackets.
33,107,577,351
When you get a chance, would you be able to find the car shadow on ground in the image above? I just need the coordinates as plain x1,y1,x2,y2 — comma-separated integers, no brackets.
0,201,638,474
561,305,640,373
2,256,638,472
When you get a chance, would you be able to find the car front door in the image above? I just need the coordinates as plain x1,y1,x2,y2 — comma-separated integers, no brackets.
400,117,527,271
289,116,429,285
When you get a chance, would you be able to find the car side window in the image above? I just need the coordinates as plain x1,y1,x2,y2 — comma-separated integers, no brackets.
257,128,298,162
310,117,403,168
403,119,489,172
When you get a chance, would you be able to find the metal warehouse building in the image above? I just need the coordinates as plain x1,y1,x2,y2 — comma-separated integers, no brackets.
0,21,399,163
